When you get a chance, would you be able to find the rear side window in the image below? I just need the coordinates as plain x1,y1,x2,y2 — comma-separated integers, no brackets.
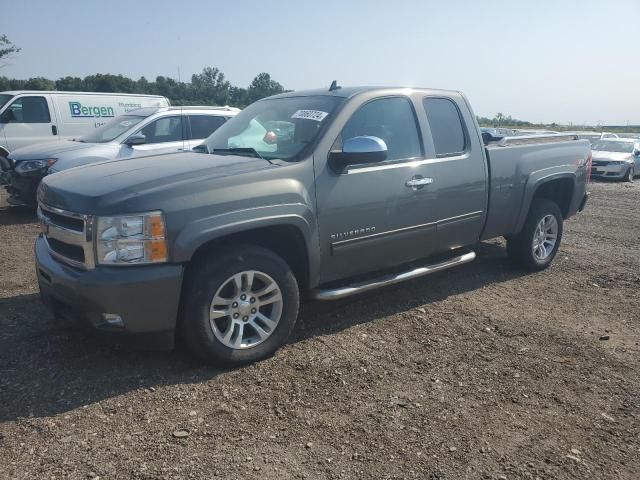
338,97,422,161
188,115,226,139
5,96,51,123
423,98,466,157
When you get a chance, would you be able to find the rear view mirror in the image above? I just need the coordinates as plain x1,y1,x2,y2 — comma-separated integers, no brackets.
329,136,388,172
125,133,146,146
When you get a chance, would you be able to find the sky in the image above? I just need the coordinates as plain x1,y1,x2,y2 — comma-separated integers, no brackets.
2,0,640,125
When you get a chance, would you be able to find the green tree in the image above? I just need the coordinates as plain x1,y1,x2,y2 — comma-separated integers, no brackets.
247,73,284,104
24,77,55,90
191,67,231,105
0,35,20,67
55,76,84,91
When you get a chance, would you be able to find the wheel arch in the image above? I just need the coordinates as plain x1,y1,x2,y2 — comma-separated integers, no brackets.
180,218,316,292
515,173,575,233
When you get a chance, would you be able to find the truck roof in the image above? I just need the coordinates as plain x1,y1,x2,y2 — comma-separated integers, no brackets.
267,86,460,100
0,90,167,98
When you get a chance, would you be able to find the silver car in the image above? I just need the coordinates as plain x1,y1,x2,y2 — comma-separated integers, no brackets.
590,138,640,182
3,105,240,205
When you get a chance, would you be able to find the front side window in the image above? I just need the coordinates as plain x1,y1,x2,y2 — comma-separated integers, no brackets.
423,98,466,157
5,96,51,123
136,116,183,144
206,95,343,160
336,97,422,162
189,115,226,139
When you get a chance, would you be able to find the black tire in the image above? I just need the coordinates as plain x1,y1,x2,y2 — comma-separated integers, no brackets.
507,199,563,271
180,245,299,365
0,154,10,172
625,167,634,183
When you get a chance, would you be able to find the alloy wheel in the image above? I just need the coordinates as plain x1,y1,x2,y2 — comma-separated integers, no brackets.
209,270,283,349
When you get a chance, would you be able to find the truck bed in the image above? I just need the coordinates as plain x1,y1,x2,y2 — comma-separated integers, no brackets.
481,135,590,240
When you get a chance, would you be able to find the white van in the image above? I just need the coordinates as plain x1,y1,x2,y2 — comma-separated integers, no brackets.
0,91,169,160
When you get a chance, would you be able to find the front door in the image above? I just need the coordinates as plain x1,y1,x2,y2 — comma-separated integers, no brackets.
314,96,440,283
0,95,58,151
119,115,186,158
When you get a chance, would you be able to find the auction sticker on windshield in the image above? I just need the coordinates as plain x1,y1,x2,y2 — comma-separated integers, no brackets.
291,110,329,122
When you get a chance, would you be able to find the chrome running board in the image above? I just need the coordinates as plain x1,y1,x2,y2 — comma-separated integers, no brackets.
311,249,476,301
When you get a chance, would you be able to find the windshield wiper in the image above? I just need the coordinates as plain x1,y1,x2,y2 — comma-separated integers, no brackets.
212,147,266,160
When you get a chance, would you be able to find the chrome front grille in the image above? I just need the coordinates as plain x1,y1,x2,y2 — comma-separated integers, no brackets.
38,203,95,269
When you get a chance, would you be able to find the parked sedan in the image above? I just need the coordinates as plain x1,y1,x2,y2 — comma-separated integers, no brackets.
590,138,640,182
3,105,240,206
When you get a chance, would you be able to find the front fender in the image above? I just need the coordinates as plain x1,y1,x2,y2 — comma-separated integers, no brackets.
171,202,321,286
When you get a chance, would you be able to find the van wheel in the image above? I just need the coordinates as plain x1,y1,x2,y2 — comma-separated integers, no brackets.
181,245,299,365
507,199,563,271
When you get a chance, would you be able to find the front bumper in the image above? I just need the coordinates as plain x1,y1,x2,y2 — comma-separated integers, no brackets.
35,235,184,343
590,162,630,179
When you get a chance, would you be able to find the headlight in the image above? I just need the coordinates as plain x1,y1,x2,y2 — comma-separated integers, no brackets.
95,212,168,265
15,158,57,174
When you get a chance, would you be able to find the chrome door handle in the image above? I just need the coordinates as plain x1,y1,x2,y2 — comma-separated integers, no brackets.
405,177,434,188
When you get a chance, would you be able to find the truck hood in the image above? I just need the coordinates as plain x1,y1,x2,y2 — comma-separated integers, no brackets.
39,152,274,213
592,151,633,163
9,140,103,161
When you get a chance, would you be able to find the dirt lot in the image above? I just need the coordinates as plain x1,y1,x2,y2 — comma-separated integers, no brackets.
0,182,639,480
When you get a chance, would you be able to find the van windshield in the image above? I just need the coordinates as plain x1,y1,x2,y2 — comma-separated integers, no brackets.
205,95,343,160
0,94,13,110
79,115,146,143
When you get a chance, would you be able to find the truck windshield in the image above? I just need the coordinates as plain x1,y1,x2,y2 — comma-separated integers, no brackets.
79,115,147,143
591,140,635,153
0,94,13,109
205,95,343,160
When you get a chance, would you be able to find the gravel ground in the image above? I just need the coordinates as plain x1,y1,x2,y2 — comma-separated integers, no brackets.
0,182,639,480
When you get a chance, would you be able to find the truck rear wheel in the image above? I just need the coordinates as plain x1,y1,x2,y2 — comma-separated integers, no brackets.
181,245,299,365
507,199,563,271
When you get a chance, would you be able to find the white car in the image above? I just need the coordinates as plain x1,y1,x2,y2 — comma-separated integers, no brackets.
3,106,240,205
590,138,640,182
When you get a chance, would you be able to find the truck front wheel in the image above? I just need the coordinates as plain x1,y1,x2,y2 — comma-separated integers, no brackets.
507,199,563,271
181,245,300,365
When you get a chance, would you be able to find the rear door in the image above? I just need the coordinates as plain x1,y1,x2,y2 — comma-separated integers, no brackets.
420,96,487,250
184,114,227,150
0,94,58,151
314,94,441,283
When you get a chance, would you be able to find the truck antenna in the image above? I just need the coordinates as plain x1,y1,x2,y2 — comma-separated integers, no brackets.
329,80,341,92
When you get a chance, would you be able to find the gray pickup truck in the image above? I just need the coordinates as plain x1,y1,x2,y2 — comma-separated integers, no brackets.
35,86,590,365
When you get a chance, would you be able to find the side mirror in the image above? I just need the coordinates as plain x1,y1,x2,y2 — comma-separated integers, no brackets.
192,144,208,153
125,133,146,146
634,149,640,157
329,136,388,172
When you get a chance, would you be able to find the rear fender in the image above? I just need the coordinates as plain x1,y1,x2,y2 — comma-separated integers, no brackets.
514,168,576,233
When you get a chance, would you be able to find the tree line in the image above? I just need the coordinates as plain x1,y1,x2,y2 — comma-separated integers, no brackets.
0,67,286,108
